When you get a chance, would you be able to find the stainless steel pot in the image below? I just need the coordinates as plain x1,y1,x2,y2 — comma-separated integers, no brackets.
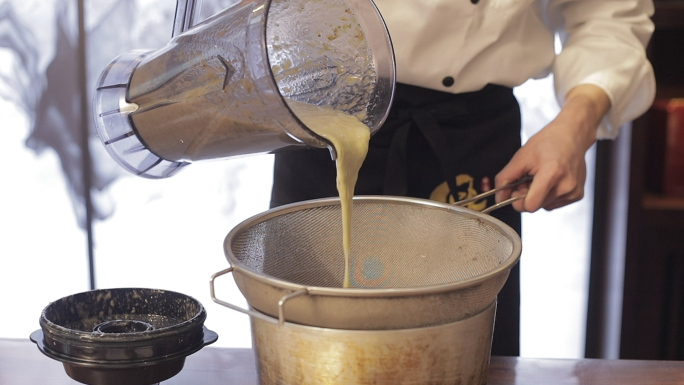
250,301,496,385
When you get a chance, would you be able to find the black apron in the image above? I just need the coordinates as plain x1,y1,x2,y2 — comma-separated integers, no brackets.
271,83,522,356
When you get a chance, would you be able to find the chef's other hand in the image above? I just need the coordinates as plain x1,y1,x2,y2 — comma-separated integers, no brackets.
495,84,611,212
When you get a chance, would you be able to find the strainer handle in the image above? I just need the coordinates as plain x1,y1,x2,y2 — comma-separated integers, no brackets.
481,194,526,214
277,290,309,324
454,175,532,213
209,267,281,325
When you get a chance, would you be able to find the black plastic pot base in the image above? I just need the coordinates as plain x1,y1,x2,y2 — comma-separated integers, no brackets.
63,358,184,385
30,288,218,385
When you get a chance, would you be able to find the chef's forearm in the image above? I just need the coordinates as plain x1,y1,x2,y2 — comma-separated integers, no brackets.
559,84,611,151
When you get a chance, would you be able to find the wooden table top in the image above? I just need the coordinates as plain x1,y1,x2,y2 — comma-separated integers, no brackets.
3,337,684,384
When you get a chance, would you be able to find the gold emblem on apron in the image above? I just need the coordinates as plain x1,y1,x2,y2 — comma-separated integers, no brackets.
429,174,488,211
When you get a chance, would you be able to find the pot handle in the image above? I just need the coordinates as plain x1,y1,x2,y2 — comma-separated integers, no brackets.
202,326,219,346
210,267,304,326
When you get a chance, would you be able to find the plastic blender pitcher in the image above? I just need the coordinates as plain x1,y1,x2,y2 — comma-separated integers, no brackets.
93,0,395,178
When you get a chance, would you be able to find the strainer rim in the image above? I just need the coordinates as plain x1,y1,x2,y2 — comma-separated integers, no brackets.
223,195,522,297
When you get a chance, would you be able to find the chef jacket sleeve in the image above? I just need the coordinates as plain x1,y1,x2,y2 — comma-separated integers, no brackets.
545,0,656,139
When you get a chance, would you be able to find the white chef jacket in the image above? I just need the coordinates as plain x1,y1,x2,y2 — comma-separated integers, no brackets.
372,0,656,139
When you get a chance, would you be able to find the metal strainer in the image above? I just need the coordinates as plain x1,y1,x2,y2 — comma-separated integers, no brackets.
211,196,521,330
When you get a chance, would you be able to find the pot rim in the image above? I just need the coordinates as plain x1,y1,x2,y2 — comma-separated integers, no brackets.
32,288,218,367
38,288,207,342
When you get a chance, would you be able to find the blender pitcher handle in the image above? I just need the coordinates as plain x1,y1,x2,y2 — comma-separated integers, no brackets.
173,0,202,37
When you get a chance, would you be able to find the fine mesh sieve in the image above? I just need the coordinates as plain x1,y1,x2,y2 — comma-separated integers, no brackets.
221,196,521,330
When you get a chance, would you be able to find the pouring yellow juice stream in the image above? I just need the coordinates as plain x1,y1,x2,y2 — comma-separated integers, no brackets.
286,100,370,288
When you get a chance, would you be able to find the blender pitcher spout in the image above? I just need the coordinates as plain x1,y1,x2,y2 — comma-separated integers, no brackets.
93,0,395,179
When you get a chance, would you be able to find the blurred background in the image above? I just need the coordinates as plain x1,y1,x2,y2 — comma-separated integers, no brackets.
0,0,595,357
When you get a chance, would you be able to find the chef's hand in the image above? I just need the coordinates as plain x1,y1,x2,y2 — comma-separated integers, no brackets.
495,84,611,212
